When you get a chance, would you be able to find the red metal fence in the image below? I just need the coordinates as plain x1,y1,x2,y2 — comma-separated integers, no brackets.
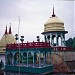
6,42,75,51
6,42,51,49
52,46,75,51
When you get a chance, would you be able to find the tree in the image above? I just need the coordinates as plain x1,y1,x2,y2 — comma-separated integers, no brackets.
65,37,75,47
65,38,73,47
73,37,75,47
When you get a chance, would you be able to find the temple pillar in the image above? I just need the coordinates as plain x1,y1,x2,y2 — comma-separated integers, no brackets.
50,52,52,64
11,53,15,66
50,34,52,46
39,51,41,67
50,37,51,46
46,34,48,42
56,34,58,46
61,35,63,46
53,37,54,46
63,35,65,46
44,35,46,42
51,37,53,46
50,33,53,46
5,54,7,65
11,56,13,65
61,34,65,46
44,52,46,66
46,53,48,65
55,34,59,46
33,52,35,67
27,52,28,67
21,53,23,66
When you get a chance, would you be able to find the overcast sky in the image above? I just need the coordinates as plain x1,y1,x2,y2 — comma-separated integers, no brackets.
0,0,75,42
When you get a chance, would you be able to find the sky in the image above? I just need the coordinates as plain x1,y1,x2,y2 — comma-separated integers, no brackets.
0,0,75,42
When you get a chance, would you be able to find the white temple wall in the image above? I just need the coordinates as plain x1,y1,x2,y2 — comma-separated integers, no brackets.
64,52,75,61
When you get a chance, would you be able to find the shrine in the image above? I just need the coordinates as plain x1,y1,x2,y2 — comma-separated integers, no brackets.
5,42,53,74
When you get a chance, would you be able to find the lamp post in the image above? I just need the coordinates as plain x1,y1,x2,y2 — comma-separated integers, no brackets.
15,34,19,43
36,36,40,42
20,36,24,43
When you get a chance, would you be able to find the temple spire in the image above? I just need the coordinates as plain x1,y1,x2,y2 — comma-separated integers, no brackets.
9,23,12,34
52,5,55,17
5,25,7,34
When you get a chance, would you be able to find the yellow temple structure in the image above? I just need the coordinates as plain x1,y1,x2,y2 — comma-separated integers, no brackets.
0,25,16,64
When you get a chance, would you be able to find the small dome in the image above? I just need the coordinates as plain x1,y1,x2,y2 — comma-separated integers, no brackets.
45,17,64,24
44,6,65,32
0,25,16,47
0,34,16,47
44,17,65,32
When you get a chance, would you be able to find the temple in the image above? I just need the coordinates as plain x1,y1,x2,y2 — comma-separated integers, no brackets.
5,42,53,74
42,6,68,47
0,25,16,65
1,6,75,74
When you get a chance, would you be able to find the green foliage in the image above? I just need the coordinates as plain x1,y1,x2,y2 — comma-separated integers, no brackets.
65,37,75,47
73,37,75,47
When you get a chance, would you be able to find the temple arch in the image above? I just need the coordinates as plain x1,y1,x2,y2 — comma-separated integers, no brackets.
58,35,61,46
6,52,13,65
14,52,22,65
52,35,56,46
28,52,33,66
23,52,27,64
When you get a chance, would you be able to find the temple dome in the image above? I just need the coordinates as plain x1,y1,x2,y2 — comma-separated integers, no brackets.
44,6,65,32
44,17,65,32
44,16,64,24
0,26,16,47
0,34,16,47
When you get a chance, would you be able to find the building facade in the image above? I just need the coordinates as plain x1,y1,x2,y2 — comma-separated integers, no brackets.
5,42,53,74
41,6,75,62
0,26,16,65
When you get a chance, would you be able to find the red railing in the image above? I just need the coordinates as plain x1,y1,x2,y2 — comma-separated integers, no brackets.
6,42,51,49
6,42,75,51
52,46,75,51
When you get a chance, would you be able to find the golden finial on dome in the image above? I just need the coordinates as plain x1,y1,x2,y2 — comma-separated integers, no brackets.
9,23,12,34
52,5,55,17
5,25,7,34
